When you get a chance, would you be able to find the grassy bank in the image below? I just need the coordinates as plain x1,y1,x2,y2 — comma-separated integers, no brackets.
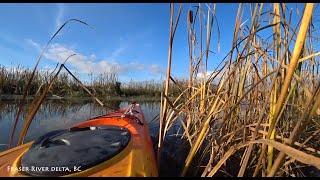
0,64,215,106
0,65,197,99
0,65,164,97
0,94,162,102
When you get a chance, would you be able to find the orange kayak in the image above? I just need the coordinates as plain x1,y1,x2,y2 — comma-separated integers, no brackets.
0,103,158,177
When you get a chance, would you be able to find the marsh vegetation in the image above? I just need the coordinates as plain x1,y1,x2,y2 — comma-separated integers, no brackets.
1,3,319,177
157,3,320,177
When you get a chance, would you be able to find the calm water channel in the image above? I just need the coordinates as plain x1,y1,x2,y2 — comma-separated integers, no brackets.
0,99,188,176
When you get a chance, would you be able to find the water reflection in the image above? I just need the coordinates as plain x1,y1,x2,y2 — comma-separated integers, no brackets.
0,100,161,151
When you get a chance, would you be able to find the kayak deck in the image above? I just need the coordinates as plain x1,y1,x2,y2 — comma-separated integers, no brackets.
0,103,158,177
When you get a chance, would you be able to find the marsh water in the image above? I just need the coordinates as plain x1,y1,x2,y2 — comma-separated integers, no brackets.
0,99,189,176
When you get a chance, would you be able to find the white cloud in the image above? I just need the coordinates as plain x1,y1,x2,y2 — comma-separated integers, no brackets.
109,46,126,60
43,43,120,74
197,71,213,79
25,39,164,78
25,38,41,51
89,54,96,60
129,62,145,71
55,4,65,31
197,70,222,82
196,69,226,84
149,64,165,75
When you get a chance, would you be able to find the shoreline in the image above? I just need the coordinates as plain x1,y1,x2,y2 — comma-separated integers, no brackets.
0,94,161,102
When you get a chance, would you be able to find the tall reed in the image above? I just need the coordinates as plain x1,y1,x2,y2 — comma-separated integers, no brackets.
159,3,320,177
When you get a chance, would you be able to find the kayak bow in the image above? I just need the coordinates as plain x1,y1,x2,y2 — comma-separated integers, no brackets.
0,103,158,177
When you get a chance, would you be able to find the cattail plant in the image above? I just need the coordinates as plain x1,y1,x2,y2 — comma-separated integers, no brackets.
159,3,320,177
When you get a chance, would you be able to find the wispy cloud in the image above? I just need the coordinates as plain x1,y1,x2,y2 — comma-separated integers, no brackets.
25,38,41,51
149,64,165,75
197,71,213,79
197,70,225,84
109,46,126,60
55,4,65,31
25,39,164,77
0,32,30,51
44,43,121,74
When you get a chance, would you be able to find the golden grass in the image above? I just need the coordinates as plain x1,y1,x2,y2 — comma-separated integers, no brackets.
159,3,319,177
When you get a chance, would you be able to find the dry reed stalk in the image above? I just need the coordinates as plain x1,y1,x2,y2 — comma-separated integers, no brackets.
206,139,320,177
310,87,320,116
248,127,320,155
266,3,314,176
158,4,174,169
62,65,104,107
17,55,75,145
187,9,194,131
267,3,314,140
181,80,226,176
182,65,277,176
8,19,89,148
158,3,182,169
157,3,320,177
267,3,281,172
252,11,304,175
268,79,319,176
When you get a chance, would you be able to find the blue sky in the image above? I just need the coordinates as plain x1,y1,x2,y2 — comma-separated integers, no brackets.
0,3,310,82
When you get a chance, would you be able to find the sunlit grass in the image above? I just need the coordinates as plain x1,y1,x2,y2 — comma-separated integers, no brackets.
158,3,320,177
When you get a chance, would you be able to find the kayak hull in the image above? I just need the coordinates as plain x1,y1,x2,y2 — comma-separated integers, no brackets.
0,103,158,177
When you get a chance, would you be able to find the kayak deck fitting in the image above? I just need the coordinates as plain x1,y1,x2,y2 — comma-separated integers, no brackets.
0,103,158,177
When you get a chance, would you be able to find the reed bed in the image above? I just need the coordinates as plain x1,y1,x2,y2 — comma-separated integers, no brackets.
0,64,165,97
0,64,193,99
158,3,320,177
